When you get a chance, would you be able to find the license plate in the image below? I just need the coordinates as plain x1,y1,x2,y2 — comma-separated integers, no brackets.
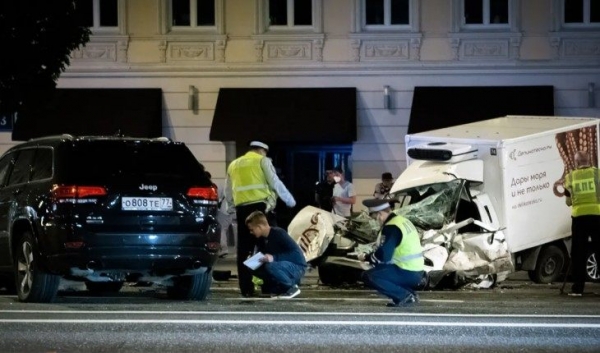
122,197,173,211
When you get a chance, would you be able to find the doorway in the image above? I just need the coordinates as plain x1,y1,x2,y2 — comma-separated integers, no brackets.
268,144,353,228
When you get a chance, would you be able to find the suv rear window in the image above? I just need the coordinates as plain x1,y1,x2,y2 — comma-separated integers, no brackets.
62,140,210,185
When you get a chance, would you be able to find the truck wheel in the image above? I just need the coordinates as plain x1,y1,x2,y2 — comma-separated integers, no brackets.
14,232,60,303
585,250,599,283
167,270,212,300
528,245,565,284
85,281,124,293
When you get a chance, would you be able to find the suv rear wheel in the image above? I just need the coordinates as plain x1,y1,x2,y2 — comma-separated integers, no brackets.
586,250,599,283
166,270,212,300
15,232,60,303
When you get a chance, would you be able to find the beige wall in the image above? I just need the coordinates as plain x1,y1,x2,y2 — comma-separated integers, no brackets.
3,0,598,212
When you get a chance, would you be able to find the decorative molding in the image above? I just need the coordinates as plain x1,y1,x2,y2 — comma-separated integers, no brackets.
549,32,600,61
71,36,129,63
251,34,325,63
449,33,522,61
266,42,312,61
168,42,214,61
349,0,422,62
349,33,422,62
157,35,228,63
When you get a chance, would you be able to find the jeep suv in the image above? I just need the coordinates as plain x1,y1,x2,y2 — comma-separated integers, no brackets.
0,135,221,302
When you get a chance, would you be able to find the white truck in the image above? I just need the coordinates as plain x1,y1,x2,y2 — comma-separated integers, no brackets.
289,115,600,288
392,115,599,286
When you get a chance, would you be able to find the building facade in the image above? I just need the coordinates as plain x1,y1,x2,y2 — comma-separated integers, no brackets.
2,0,599,211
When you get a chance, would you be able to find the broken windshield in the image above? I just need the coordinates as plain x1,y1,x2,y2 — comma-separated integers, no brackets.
391,180,464,230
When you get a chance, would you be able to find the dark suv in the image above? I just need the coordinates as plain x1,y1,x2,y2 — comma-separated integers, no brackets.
0,135,221,302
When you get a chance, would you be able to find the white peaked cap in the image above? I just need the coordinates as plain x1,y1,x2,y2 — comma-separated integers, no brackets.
362,198,393,213
249,141,269,151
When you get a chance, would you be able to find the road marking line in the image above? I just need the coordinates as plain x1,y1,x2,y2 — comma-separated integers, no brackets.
0,319,599,328
2,310,600,319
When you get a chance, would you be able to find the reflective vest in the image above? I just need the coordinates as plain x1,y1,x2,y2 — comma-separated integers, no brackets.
380,214,424,272
565,167,600,217
227,151,273,206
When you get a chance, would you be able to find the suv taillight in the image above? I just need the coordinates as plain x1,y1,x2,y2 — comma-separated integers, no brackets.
52,185,107,198
187,186,218,200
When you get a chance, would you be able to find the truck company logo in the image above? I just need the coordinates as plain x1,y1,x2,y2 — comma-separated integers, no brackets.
509,145,552,161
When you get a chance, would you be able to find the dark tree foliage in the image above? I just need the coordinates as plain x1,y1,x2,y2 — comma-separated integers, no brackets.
0,0,91,116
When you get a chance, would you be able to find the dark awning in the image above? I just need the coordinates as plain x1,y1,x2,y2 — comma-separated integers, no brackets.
210,87,357,143
12,88,163,141
408,86,554,134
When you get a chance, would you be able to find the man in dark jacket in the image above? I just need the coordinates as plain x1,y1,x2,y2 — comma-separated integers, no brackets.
245,211,307,298
314,169,335,212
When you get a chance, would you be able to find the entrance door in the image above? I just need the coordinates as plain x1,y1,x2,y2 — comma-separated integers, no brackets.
269,144,352,228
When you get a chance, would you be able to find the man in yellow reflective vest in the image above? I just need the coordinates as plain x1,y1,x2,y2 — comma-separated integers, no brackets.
359,198,425,307
563,150,600,297
225,141,296,297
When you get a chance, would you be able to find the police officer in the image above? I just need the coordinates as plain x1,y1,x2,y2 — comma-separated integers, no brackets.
359,198,424,307
225,141,296,297
564,150,600,297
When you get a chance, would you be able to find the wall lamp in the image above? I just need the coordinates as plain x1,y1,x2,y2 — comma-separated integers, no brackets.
383,85,390,109
188,85,197,111
589,82,595,109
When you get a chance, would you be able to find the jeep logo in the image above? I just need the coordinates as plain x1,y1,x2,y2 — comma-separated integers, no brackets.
139,184,158,191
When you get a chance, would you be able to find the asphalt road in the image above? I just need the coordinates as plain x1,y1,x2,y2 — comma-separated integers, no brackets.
1,266,600,353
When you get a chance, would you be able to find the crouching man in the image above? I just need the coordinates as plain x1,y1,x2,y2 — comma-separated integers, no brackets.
245,211,307,298
360,198,425,307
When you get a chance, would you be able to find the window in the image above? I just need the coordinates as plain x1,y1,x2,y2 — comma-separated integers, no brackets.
30,148,53,181
268,0,313,27
563,0,600,25
76,0,119,30
462,0,510,27
7,149,35,186
364,0,410,27
171,0,216,28
0,153,15,187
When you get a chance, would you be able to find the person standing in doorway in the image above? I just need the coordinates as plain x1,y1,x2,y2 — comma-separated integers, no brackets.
563,150,600,297
331,166,356,218
315,169,335,212
373,172,394,199
360,198,425,307
225,141,296,297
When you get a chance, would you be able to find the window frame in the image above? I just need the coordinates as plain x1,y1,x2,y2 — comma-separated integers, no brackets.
362,0,412,31
452,0,519,33
560,0,600,28
161,0,224,34
257,0,323,33
352,0,420,33
170,0,217,31
84,0,125,35
460,0,511,30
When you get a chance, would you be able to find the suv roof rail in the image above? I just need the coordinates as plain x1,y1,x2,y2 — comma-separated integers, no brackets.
152,137,172,142
28,134,75,142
